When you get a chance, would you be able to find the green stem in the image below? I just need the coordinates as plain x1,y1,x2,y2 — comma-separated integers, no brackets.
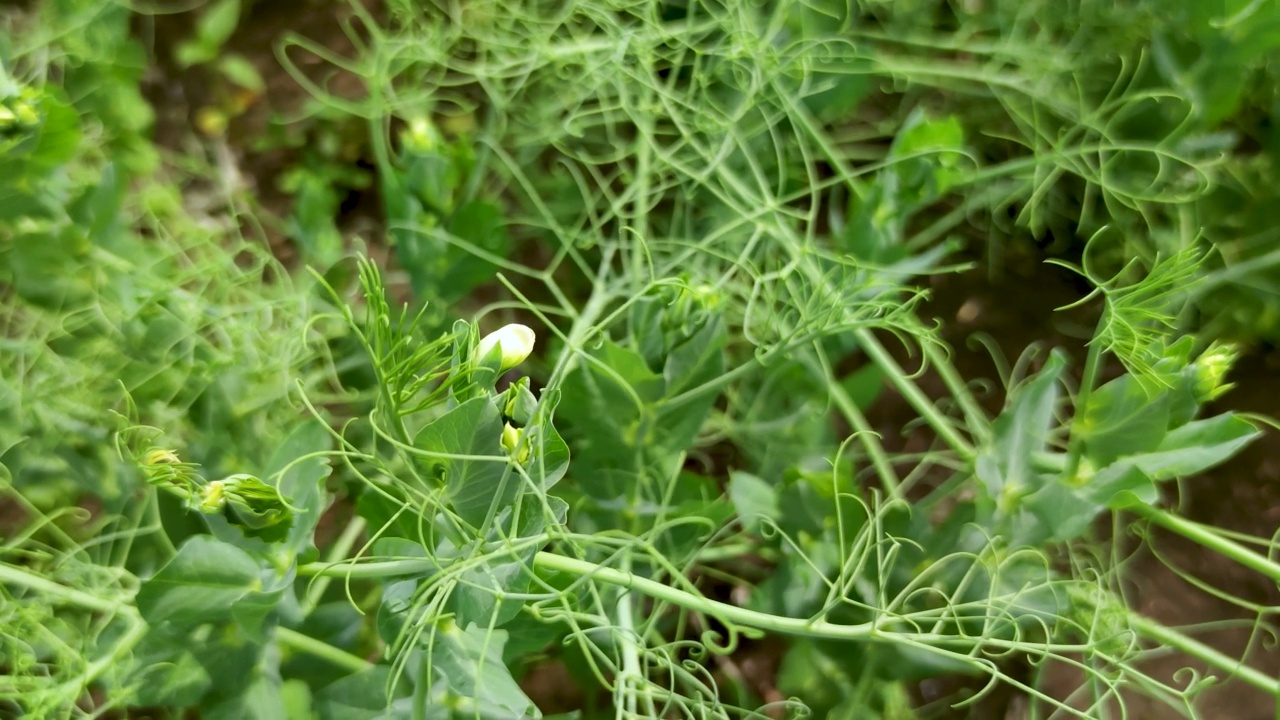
300,558,439,579
1064,323,1104,481
276,626,372,675
1127,613,1279,697
921,339,990,444
853,328,976,460
816,344,902,497
0,563,136,617
311,542,1280,715
615,556,643,717
1128,504,1280,585
530,552,1083,653
302,552,1075,650
693,542,775,565
914,471,970,513
78,619,148,689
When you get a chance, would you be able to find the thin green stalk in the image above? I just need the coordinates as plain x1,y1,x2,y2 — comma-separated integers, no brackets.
1128,504,1280,585
921,339,991,443
529,553,1088,654
1064,323,1104,481
685,542,761,565
1127,613,1279,697
302,516,368,616
817,343,902,498
302,551,1088,652
614,556,644,719
0,563,136,618
915,471,970,513
78,620,148,690
275,626,372,675
853,328,977,460
300,558,439,579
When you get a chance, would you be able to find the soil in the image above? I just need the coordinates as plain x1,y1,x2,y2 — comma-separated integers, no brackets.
134,3,1280,718
137,0,383,262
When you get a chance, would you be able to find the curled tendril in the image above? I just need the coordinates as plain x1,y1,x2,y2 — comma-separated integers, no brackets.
698,619,744,656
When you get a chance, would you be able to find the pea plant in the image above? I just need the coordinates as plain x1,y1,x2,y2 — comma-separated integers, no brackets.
4,0,1280,718
12,244,1256,718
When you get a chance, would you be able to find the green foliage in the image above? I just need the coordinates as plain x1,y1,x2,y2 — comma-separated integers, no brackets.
4,0,1280,718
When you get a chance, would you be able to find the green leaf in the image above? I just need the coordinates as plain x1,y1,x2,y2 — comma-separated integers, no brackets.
1080,374,1171,467
556,340,665,499
558,310,725,513
1022,480,1112,544
174,40,215,68
195,0,241,52
527,396,570,490
1144,413,1260,477
888,109,967,197
662,314,727,397
128,642,212,707
1093,413,1260,488
27,89,82,170
440,201,510,302
563,340,666,419
748,540,834,618
230,571,293,644
453,496,568,628
377,577,422,647
281,679,314,720
268,420,334,558
453,560,527,628
777,472,828,539
356,488,423,542
1087,462,1159,507
841,362,884,410
728,471,778,533
216,53,265,92
204,673,288,720
975,351,1067,505
500,606,568,661
430,622,539,717
415,396,511,527
314,665,414,719
775,640,850,715
137,535,266,626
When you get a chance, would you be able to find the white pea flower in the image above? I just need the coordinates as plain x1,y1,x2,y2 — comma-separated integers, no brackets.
476,323,535,371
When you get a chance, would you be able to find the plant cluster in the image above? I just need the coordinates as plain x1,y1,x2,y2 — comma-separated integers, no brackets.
2,1,1279,719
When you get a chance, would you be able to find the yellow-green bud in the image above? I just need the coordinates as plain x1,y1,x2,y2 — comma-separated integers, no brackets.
403,116,440,153
1193,342,1238,402
144,448,182,465
199,481,227,512
13,102,38,127
477,323,535,371
501,423,529,464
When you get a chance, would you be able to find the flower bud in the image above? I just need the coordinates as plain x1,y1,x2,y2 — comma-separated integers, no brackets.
501,377,538,426
1193,342,1238,402
13,101,38,127
198,480,227,513
402,116,441,153
144,448,182,465
476,323,535,371
501,423,530,464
